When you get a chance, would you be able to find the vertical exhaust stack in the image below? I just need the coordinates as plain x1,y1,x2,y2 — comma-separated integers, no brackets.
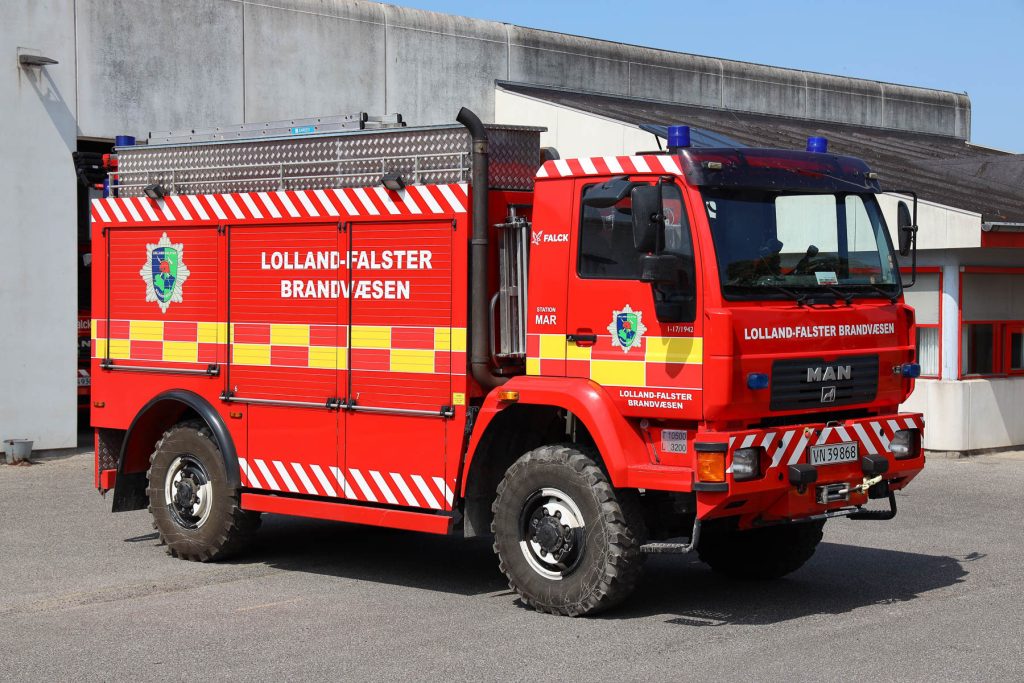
457,107,506,390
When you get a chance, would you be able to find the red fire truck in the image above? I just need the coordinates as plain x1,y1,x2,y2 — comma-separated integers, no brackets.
91,111,925,616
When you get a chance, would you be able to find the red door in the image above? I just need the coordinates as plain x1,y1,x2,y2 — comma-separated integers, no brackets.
343,219,454,511
564,177,704,421
228,222,344,498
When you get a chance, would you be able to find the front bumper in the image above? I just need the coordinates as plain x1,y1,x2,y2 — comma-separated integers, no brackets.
691,413,925,527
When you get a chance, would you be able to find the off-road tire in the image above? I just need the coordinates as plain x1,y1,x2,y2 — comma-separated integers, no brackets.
697,519,825,579
146,420,260,561
491,444,646,616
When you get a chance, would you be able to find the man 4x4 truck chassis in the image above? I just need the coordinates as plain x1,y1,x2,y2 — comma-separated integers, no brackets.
90,110,925,616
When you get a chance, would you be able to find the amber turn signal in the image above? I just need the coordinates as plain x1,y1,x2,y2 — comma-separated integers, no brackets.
496,390,519,402
696,451,726,482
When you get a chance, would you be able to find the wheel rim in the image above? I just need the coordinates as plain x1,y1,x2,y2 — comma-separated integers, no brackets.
518,487,586,580
164,454,213,530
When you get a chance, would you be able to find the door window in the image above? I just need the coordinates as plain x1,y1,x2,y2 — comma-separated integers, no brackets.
577,183,693,281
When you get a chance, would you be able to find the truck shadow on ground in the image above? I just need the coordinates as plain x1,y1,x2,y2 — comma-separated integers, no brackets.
234,515,971,625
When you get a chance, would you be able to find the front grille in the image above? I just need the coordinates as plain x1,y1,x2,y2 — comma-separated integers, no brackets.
770,355,878,411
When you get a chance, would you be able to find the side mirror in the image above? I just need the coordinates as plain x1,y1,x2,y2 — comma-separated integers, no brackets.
640,254,683,284
631,185,664,252
897,200,915,257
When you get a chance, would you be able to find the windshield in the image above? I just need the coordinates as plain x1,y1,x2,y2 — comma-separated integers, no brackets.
703,189,899,300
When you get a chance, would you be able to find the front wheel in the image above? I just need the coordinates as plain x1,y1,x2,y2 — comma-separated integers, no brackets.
491,444,646,616
697,519,825,579
146,420,260,561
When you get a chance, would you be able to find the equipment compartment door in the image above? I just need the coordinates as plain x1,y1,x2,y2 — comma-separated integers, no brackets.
101,224,222,374
565,178,704,421
228,222,343,497
344,219,454,512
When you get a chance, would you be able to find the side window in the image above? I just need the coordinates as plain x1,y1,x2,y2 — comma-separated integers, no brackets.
577,182,693,280
578,191,643,279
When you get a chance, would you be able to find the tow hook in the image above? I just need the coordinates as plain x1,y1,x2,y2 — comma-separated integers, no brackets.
815,475,885,505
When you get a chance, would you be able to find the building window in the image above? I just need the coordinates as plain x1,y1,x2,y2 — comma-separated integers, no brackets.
961,323,996,376
959,271,1024,378
1008,325,1024,374
916,326,939,377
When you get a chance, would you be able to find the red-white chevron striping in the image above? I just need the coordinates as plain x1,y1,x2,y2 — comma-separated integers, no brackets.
237,458,454,511
536,154,683,179
90,183,469,225
726,414,925,471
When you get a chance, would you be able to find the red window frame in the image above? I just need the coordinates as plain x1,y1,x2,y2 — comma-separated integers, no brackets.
957,267,1024,379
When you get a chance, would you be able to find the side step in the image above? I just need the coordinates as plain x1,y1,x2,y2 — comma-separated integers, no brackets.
640,519,702,554
241,493,453,535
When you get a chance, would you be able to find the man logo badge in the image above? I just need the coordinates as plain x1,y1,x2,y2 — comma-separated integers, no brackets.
821,386,837,403
807,365,851,382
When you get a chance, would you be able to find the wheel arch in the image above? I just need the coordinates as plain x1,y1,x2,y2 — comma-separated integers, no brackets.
112,390,239,512
459,376,646,537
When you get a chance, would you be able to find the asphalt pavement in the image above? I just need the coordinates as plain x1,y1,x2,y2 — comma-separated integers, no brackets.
2,444,1022,682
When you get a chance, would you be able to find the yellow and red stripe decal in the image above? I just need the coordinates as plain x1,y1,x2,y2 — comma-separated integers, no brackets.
526,332,702,386
92,319,465,373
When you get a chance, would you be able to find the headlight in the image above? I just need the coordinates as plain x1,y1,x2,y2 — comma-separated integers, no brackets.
732,447,763,481
890,429,921,459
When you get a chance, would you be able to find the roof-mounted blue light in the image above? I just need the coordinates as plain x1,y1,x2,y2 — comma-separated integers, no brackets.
115,135,136,147
806,136,828,153
668,125,691,149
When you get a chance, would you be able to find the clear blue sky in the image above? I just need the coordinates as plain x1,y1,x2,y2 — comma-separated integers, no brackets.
396,0,1023,152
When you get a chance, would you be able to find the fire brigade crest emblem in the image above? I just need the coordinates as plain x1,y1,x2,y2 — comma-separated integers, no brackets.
140,232,190,313
608,304,647,353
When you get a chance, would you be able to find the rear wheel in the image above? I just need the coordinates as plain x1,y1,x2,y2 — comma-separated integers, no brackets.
491,444,646,616
697,519,825,579
146,420,260,561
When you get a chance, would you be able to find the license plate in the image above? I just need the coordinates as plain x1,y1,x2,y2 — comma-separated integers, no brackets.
809,441,858,466
660,429,688,454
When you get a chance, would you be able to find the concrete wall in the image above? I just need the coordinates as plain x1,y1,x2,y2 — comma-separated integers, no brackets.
1,1,79,449
68,0,969,139
903,378,1024,452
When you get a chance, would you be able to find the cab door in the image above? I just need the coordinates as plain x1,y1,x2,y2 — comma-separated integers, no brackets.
564,177,703,420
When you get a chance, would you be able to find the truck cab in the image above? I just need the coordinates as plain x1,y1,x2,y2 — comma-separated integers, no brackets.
464,136,924,607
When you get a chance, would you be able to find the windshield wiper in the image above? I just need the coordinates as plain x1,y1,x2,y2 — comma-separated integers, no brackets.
731,282,809,307
852,283,899,304
821,285,852,305
825,282,899,304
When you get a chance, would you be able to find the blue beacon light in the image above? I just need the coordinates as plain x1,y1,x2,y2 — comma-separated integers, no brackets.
668,125,691,150
806,136,828,153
